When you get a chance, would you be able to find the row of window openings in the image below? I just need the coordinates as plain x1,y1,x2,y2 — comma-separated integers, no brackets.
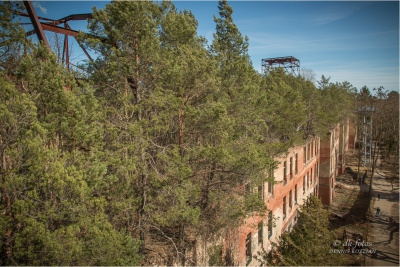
284,155,318,184
246,183,318,260
284,185,319,224
246,208,301,260
276,142,320,187
283,173,320,219
246,211,273,259
246,187,320,260
249,161,319,202
283,188,294,219
303,141,319,166
255,166,318,202
283,160,319,186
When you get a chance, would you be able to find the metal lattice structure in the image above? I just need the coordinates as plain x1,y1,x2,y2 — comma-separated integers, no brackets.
356,106,375,167
261,56,300,76
14,0,103,70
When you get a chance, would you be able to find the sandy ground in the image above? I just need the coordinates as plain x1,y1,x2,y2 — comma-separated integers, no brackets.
332,148,399,266
364,161,399,266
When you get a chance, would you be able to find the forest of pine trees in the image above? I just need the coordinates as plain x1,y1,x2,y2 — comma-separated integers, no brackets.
0,0,397,265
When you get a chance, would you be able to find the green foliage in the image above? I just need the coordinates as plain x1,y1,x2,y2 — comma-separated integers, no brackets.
261,68,305,144
317,77,355,134
208,244,224,266
210,0,249,63
1,0,363,265
11,216,141,265
0,44,141,265
0,1,30,73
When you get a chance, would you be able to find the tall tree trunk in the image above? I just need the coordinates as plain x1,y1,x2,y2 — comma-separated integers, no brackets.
135,36,141,121
179,108,184,158
130,34,147,253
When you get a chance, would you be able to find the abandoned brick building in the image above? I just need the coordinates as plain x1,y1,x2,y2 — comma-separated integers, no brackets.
222,120,351,266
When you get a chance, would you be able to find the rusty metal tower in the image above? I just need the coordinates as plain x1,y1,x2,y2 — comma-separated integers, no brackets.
14,0,100,70
261,56,300,76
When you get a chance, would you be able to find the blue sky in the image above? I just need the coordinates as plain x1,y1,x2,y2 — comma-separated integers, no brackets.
20,1,399,93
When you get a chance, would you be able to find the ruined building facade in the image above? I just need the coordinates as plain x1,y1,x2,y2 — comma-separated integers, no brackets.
223,120,351,266
226,137,320,266
319,120,350,205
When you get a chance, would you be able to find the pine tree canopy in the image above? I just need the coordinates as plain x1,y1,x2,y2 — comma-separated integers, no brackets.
0,0,377,265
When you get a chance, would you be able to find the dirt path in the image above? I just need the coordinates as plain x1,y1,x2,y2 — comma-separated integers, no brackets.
365,163,399,266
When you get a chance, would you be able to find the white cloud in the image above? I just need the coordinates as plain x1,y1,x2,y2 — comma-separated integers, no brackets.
309,12,349,26
33,2,47,15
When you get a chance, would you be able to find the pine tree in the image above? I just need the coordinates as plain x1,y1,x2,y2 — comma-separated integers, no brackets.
261,68,306,146
316,76,355,136
199,0,275,248
82,2,218,264
0,1,29,74
81,0,165,255
1,1,365,265
1,42,141,265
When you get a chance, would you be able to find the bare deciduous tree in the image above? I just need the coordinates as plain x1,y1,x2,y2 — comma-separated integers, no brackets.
301,67,316,84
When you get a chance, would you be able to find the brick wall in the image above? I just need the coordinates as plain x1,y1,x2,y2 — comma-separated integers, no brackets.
318,123,342,206
232,137,320,266
223,119,351,265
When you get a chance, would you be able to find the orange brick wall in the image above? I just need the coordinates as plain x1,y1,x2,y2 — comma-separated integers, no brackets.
231,137,320,266
223,120,350,266
318,123,341,206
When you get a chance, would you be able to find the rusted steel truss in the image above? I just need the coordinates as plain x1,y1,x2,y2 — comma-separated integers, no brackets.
262,56,300,76
18,0,100,68
25,23,81,38
22,0,49,47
